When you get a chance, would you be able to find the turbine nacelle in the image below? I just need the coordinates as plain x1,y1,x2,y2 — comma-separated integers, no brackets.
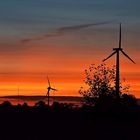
47,86,57,91
113,48,123,51
103,49,135,64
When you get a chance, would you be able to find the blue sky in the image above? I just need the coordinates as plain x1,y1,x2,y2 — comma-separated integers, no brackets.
0,0,139,51
0,0,140,36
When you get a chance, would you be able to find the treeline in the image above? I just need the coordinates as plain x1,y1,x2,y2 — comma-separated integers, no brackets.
0,98,140,140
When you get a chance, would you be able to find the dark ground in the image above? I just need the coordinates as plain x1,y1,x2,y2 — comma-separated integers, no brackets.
0,101,140,140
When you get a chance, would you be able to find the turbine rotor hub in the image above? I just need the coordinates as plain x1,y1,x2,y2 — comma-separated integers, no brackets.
113,48,123,51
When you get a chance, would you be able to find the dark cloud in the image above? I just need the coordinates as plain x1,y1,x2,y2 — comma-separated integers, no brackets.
21,37,43,43
58,22,110,32
21,32,63,43
21,21,111,43
21,39,35,43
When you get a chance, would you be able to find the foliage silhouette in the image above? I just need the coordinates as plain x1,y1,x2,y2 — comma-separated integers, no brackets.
35,100,46,107
79,63,131,106
1,101,12,107
0,99,139,140
121,93,137,108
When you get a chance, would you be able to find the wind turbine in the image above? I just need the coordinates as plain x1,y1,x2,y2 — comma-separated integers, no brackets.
103,23,135,97
17,86,19,104
46,77,57,106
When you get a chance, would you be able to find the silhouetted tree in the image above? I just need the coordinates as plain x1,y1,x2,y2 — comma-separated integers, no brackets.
79,64,131,106
34,101,46,109
121,93,137,107
35,101,46,107
1,101,12,107
21,102,29,110
79,64,116,106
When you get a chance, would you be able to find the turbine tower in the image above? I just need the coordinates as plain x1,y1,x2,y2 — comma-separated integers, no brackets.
103,23,135,97
46,77,57,106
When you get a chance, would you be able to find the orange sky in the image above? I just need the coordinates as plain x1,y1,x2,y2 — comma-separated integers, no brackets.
0,2,140,98
0,32,139,97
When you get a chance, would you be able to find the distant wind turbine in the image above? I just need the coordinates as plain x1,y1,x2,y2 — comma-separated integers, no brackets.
17,86,20,105
46,77,57,106
103,23,135,97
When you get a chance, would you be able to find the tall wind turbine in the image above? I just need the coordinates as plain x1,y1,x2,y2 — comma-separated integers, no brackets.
46,77,57,106
103,23,135,96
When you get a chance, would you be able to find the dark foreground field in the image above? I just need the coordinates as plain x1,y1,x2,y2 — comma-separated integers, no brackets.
0,101,140,140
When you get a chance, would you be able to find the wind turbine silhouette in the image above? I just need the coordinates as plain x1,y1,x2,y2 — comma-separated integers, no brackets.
17,86,19,104
103,23,135,97
46,77,57,106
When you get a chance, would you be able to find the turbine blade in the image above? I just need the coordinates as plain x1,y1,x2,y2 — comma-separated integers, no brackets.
103,51,116,62
119,23,121,48
51,88,57,91
121,50,136,64
47,77,51,87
